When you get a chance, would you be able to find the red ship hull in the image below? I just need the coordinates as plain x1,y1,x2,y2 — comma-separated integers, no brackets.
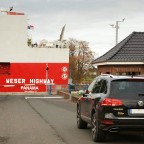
0,63,69,92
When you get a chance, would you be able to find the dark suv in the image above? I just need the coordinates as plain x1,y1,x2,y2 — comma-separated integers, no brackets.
77,74,144,142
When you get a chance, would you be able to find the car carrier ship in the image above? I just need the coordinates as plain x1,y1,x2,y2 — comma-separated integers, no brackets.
0,10,69,93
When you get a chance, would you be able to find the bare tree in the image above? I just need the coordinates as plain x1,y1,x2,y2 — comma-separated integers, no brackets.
68,38,95,84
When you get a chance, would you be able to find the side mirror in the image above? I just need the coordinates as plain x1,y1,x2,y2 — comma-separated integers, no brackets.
83,90,89,97
78,89,89,97
78,90,84,95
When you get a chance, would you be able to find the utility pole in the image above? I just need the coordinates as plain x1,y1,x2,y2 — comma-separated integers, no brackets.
110,18,125,45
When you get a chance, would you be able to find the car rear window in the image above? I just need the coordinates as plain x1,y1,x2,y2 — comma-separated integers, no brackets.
110,79,144,100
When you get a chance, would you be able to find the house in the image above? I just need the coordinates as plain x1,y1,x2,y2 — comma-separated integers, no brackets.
92,32,144,76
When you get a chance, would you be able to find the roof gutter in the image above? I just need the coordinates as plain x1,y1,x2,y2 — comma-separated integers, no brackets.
93,62,144,67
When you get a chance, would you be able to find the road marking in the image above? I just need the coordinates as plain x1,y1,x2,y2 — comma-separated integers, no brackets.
25,96,64,99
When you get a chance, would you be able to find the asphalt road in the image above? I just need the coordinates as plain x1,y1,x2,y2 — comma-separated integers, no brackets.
0,95,144,144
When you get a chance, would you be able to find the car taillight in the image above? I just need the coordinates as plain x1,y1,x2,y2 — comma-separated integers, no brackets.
101,98,123,106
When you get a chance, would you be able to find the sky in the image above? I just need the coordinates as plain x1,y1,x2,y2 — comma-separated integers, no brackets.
1,0,144,57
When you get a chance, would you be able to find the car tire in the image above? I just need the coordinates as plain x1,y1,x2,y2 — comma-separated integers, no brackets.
77,106,87,129
91,113,106,142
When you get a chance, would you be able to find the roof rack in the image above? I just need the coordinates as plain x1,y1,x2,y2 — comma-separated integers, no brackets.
135,75,144,77
100,74,114,78
100,74,144,79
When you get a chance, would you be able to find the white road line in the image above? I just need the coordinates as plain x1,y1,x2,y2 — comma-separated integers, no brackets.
25,96,64,99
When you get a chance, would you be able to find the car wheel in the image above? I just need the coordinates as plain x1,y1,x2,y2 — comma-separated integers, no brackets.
77,106,87,129
91,113,106,142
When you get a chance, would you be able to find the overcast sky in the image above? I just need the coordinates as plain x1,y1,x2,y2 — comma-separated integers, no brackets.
1,0,144,57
